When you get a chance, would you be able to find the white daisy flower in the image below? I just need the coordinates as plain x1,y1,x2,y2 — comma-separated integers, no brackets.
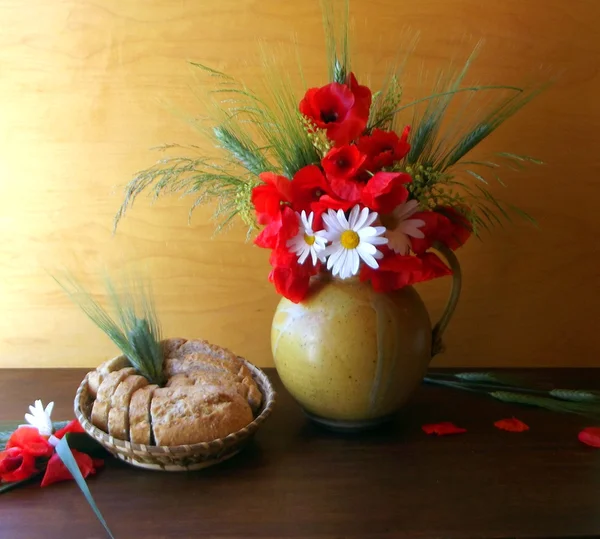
385,199,426,255
287,210,327,266
322,205,388,279
20,399,54,436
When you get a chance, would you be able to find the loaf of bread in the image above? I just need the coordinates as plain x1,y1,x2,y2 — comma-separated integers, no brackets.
150,385,253,446
87,339,262,446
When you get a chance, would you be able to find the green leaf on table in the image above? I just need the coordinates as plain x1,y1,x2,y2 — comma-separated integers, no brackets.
55,436,115,539
453,371,522,386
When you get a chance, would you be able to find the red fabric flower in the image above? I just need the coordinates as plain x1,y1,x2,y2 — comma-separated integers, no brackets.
360,171,411,214
360,250,451,293
578,427,600,448
41,450,103,488
254,206,299,250
268,249,316,304
7,426,53,458
0,447,37,483
290,165,331,215
357,126,411,172
321,145,366,182
54,420,85,439
251,172,293,225
410,207,472,253
299,72,372,146
494,417,530,432
422,422,467,436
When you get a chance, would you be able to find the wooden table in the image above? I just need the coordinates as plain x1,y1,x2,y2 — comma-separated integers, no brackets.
1,368,600,539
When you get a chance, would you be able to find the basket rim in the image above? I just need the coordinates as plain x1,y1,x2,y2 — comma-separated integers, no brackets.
74,356,276,454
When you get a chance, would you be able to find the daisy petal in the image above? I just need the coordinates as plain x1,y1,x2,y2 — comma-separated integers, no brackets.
369,236,389,246
348,205,361,229
357,241,377,255
359,250,379,269
336,209,349,229
364,211,379,227
350,249,360,276
353,206,370,231
327,246,344,270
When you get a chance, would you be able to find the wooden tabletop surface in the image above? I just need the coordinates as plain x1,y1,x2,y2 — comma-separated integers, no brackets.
1,368,600,539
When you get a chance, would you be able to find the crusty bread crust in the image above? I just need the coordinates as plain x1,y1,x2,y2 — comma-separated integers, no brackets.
172,339,237,362
129,384,158,445
91,367,136,432
151,385,253,446
87,371,102,398
108,375,149,441
160,338,187,359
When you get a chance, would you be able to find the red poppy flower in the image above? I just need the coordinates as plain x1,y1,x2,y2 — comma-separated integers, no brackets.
54,420,85,439
299,72,372,146
268,249,316,304
6,426,53,458
360,250,451,293
290,165,331,215
357,126,411,172
254,206,299,250
360,171,411,214
251,172,293,225
0,447,37,482
321,145,367,182
578,427,600,448
422,422,467,436
41,450,103,488
410,207,472,254
494,417,530,432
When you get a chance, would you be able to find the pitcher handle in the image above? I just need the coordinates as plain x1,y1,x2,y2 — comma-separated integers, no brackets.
431,242,462,357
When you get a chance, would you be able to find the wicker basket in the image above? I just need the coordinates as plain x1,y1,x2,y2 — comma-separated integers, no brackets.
74,358,276,471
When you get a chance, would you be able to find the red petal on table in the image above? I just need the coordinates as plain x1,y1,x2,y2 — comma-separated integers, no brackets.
422,422,467,436
578,427,600,448
54,419,85,439
494,417,530,432
40,450,98,487
6,427,53,457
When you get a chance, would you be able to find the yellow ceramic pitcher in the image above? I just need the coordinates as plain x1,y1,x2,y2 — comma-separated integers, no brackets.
271,244,461,431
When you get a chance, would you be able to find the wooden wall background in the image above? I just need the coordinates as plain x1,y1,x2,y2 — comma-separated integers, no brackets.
0,0,598,369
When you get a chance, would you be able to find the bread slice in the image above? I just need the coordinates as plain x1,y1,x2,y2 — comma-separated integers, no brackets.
150,385,253,446
87,356,132,398
160,338,187,359
108,375,149,441
98,356,131,376
129,384,158,445
91,367,136,433
87,371,102,398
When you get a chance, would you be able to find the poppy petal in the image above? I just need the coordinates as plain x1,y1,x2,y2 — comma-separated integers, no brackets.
422,422,467,436
494,417,530,432
578,427,600,448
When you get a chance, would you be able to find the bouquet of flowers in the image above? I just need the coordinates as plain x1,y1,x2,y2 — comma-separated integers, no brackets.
114,2,545,304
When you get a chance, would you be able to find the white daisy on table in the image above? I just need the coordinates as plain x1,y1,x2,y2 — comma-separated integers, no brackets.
384,199,426,255
321,205,388,279
20,399,54,437
287,210,327,266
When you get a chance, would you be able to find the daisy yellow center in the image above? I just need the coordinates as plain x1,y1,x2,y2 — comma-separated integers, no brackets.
304,233,316,246
340,230,360,249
